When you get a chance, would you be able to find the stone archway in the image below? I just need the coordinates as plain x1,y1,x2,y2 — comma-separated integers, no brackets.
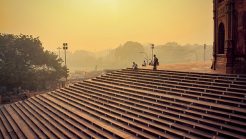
218,23,225,54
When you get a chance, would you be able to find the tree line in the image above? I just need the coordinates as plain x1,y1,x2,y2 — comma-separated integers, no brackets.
0,34,68,92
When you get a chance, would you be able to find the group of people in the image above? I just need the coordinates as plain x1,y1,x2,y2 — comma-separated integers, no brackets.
132,55,159,71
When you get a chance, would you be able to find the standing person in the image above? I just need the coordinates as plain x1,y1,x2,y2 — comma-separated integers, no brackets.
132,62,138,71
153,55,159,70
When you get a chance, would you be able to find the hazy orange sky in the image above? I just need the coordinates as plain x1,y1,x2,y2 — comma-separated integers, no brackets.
0,0,213,52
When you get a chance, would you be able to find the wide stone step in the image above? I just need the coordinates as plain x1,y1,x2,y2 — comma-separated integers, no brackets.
40,93,137,139
59,88,208,139
54,90,185,139
75,81,246,122
46,92,166,139
126,68,246,80
85,79,246,115
0,117,11,139
19,100,66,138
107,74,246,100
22,100,72,139
37,94,125,139
1,68,245,139
63,86,229,138
26,98,83,139
34,96,111,139
120,70,246,88
5,104,38,138
70,84,246,129
0,110,17,139
14,102,57,139
100,75,245,104
109,72,246,97
73,82,244,138
123,69,246,86
29,97,97,139
10,104,46,139
1,106,25,139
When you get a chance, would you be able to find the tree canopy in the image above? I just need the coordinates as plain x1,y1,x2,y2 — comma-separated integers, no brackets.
0,34,68,91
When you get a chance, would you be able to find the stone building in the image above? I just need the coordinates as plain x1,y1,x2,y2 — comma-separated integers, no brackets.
213,0,246,73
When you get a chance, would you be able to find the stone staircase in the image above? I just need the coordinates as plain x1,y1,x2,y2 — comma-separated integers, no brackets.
0,68,245,139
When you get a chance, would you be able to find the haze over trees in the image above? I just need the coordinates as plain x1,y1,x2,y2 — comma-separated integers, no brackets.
0,33,212,92
65,41,212,72
0,34,68,91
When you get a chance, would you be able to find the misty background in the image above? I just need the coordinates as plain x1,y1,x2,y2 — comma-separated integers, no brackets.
61,41,213,72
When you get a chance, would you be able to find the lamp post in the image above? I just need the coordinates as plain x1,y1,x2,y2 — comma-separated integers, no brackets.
63,43,68,66
204,44,206,63
151,44,155,64
63,43,68,82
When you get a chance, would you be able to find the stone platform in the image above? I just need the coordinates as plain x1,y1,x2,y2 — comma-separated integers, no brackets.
142,61,232,74
0,68,245,138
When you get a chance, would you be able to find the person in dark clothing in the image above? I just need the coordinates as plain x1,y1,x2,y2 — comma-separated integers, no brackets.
153,55,159,70
132,62,138,71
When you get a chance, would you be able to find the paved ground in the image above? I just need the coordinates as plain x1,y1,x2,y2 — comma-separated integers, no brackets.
142,61,225,74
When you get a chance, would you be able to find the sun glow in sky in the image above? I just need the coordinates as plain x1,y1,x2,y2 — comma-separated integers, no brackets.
0,0,213,52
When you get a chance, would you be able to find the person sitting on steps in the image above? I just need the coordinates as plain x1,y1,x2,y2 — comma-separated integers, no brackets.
142,60,146,67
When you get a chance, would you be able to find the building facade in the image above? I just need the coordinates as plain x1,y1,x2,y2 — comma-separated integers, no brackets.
213,0,246,74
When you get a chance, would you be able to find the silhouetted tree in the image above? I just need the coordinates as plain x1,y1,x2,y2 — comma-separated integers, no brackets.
0,34,68,91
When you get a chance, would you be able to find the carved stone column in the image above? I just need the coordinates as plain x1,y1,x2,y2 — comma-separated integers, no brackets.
212,0,217,70
225,0,235,73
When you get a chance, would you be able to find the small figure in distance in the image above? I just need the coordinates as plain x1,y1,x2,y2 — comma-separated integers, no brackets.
132,62,138,71
142,60,147,67
149,60,152,66
153,54,159,71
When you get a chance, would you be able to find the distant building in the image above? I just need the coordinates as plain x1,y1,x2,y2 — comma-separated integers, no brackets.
213,0,246,73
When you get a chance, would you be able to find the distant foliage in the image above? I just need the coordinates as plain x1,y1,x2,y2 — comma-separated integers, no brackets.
0,34,68,91
66,41,212,71
155,42,213,64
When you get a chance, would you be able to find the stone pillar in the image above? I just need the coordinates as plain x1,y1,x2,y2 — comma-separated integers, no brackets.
212,0,217,70
225,0,235,73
